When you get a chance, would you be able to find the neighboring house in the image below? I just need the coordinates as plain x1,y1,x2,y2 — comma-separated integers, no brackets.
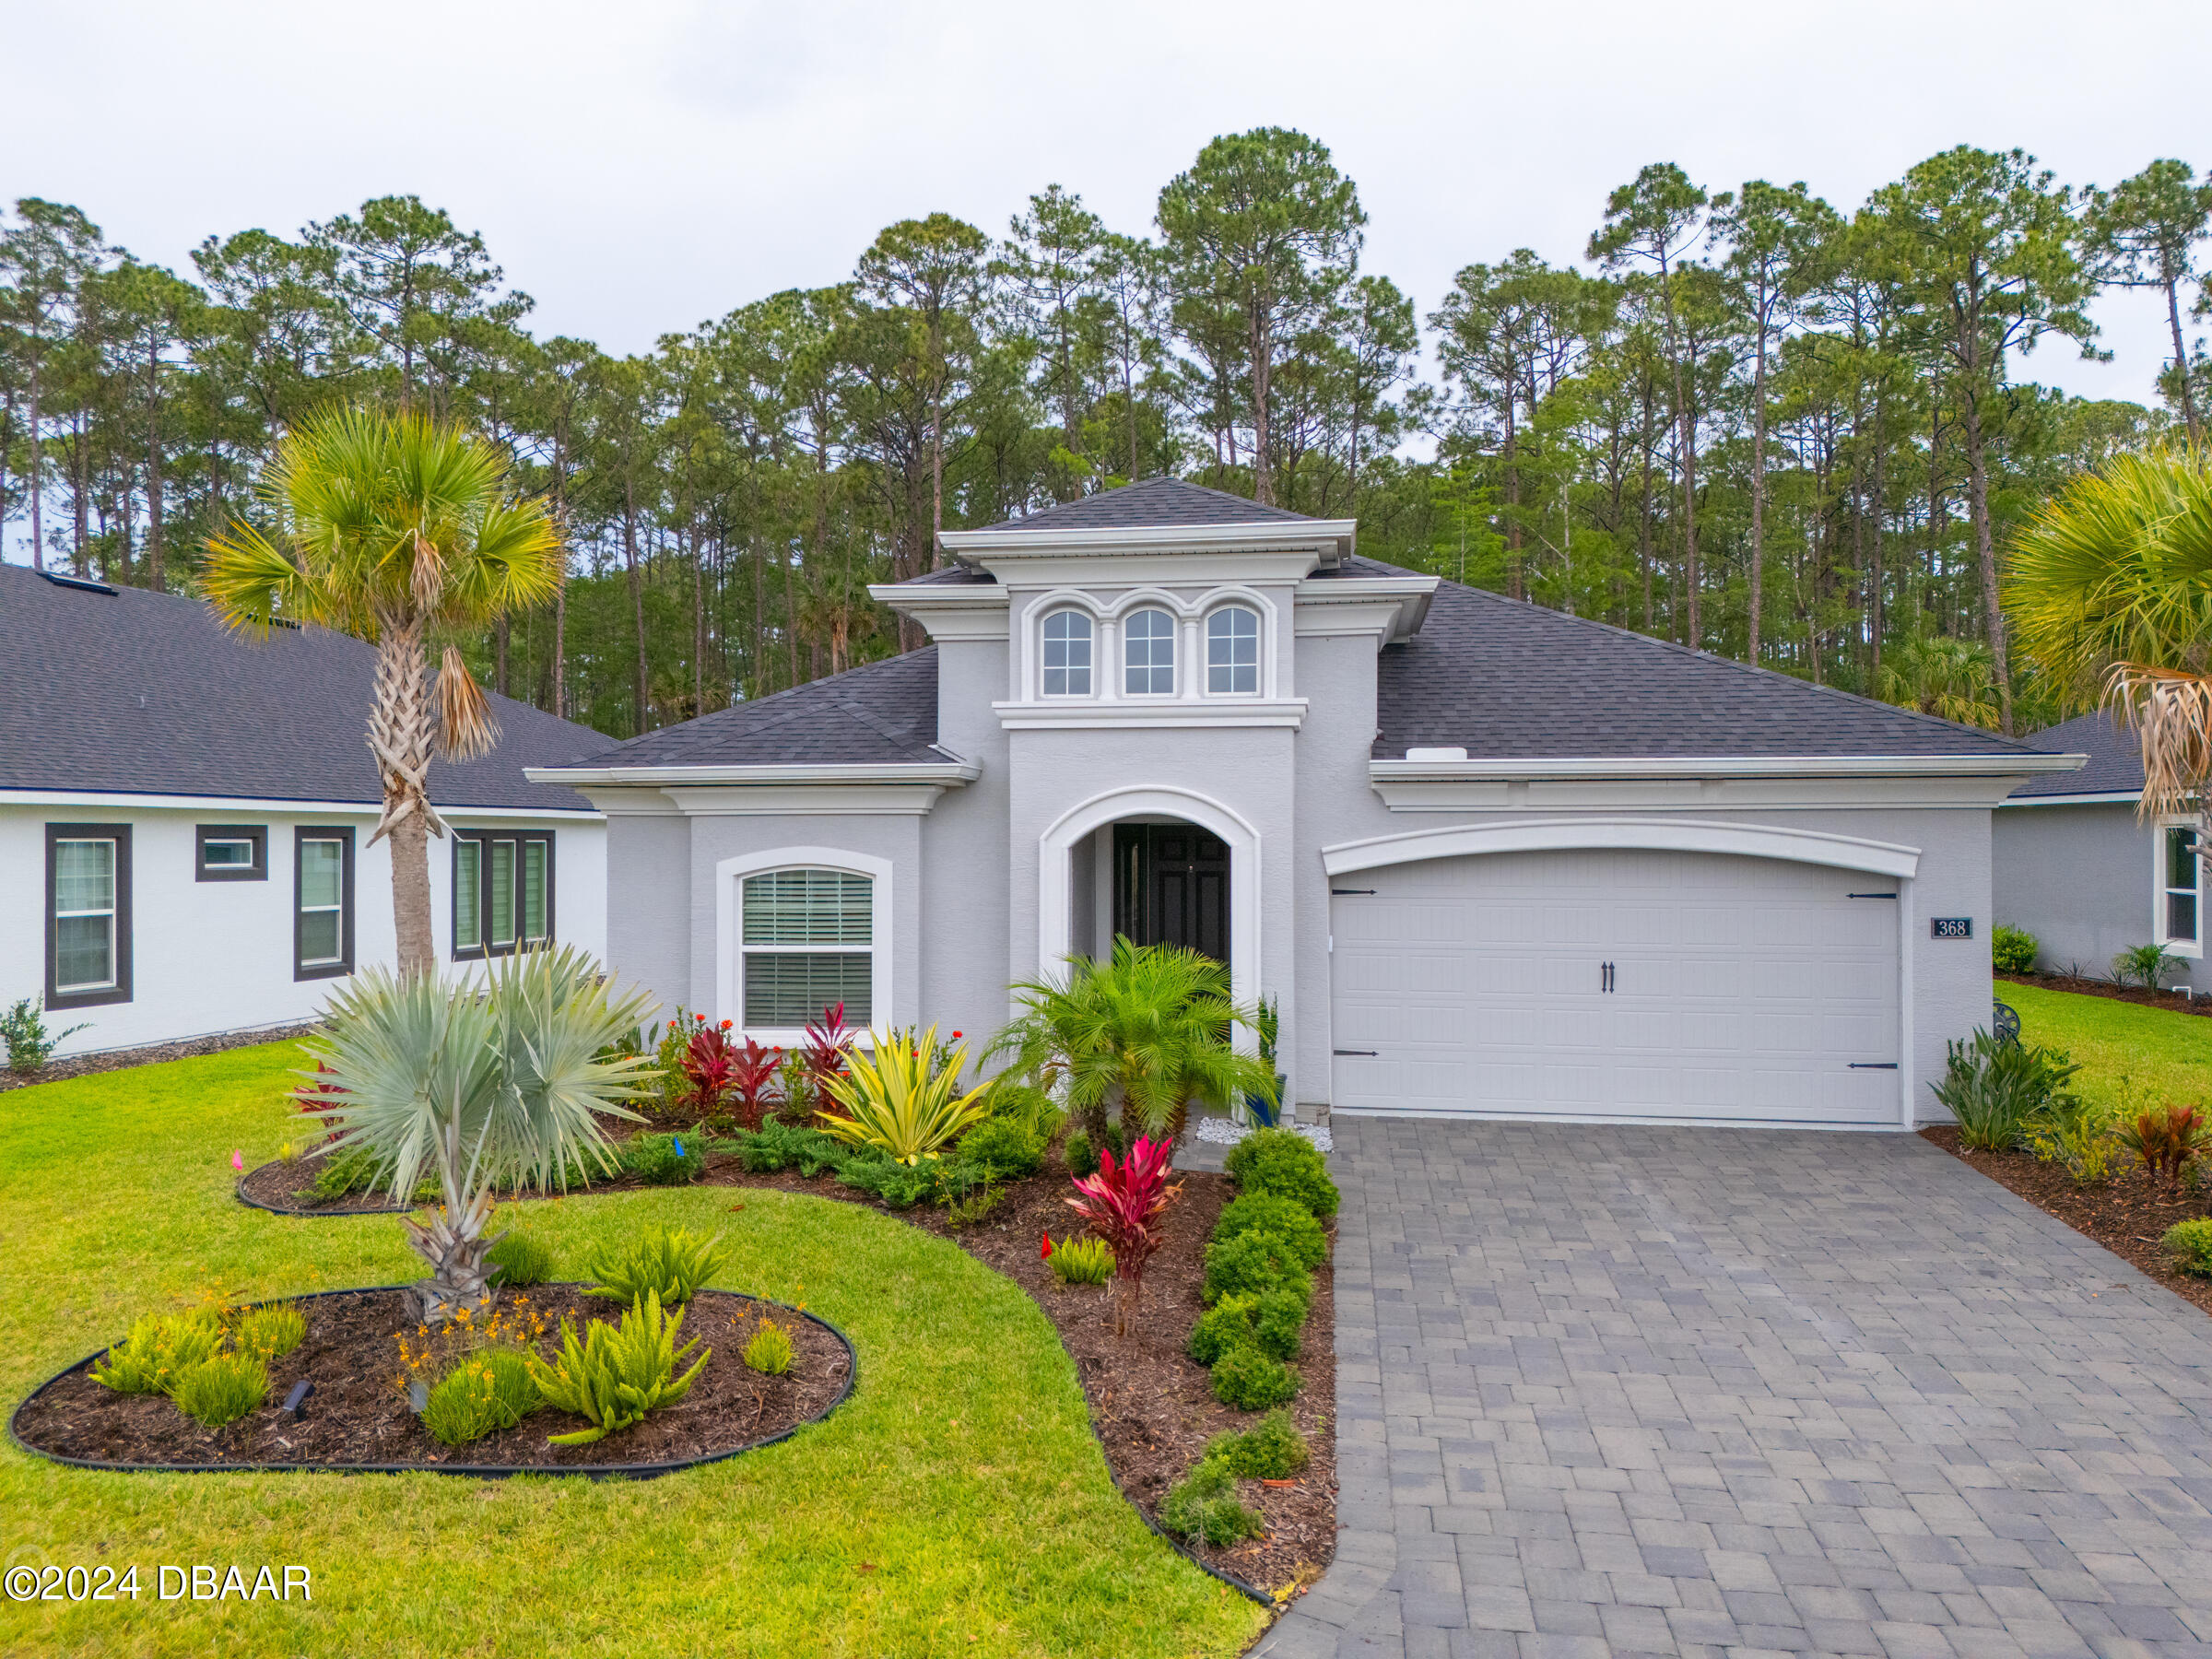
1,563,614,1057
1995,710,2196,981
530,477,2083,1130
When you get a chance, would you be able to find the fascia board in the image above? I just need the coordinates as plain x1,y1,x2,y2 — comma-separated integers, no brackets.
938,519,1357,560
0,788,603,820
1368,752,2088,782
1996,791,2144,807
524,761,980,789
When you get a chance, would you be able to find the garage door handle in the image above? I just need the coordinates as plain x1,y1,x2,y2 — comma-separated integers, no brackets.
1334,1049,1378,1057
1848,1062,1900,1069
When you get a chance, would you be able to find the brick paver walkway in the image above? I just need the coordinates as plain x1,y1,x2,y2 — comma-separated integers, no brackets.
1256,1120,2212,1659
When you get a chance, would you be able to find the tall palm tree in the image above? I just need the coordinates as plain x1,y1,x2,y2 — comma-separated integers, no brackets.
202,407,564,978
2006,445,2212,847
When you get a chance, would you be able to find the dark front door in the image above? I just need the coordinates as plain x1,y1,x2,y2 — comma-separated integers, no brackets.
1113,824,1229,967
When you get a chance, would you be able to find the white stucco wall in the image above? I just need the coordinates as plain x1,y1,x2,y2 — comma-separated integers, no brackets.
1994,802,2159,979
1,798,606,1057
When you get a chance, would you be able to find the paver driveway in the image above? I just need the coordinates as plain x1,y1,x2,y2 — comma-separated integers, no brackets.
1257,1119,2212,1659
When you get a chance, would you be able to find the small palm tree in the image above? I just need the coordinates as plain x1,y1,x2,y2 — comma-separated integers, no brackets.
202,406,564,979
307,946,657,1323
990,938,1277,1145
2007,445,2212,850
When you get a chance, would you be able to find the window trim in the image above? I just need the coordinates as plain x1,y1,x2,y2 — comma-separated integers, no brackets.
2158,819,2204,959
293,826,356,982
194,823,268,882
717,846,893,1046
1205,604,1264,697
1123,606,1178,697
450,829,557,960
45,822,133,1010
1040,606,1095,699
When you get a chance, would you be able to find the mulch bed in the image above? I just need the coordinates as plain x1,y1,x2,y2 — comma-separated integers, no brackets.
12,1285,848,1473
0,1023,322,1093
232,1131,1337,1594
1919,1124,2212,1318
237,1147,410,1215
1997,971,2212,1018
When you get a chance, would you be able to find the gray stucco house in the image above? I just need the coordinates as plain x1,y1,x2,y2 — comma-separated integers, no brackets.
1995,710,2196,982
531,477,2082,1130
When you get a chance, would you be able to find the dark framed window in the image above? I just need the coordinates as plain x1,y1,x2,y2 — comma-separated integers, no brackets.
294,827,356,981
46,823,133,1009
2166,825,2200,945
195,824,267,882
452,830,555,959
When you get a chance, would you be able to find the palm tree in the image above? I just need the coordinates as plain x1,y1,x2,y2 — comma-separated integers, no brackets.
990,937,1277,1145
1875,633,2001,729
2007,445,2212,848
202,407,564,979
310,945,656,1323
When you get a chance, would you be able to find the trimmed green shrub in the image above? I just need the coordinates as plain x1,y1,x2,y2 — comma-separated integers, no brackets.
230,1301,306,1361
170,1353,269,1429
581,1226,728,1307
1185,1288,1306,1364
960,1117,1042,1181
1992,924,2039,974
1211,1344,1299,1409
735,1122,845,1176
622,1132,706,1186
1206,1409,1309,1479
834,1152,942,1209
1062,1130,1093,1176
1202,1230,1312,1307
487,1231,558,1288
744,1318,795,1376
2164,1218,2212,1276
1224,1127,1337,1218
419,1347,540,1446
1159,1457,1265,1547
90,1310,223,1395
1214,1192,1328,1268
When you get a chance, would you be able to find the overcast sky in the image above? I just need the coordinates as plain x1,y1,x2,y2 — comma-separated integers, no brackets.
9,0,2207,413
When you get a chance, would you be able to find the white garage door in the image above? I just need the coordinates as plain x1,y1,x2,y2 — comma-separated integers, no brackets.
1329,848,1901,1126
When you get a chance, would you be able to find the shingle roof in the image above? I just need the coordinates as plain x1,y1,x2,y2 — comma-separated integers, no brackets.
1371,572,2043,759
0,563,611,810
969,477,1317,534
2009,711,2143,798
571,648,942,768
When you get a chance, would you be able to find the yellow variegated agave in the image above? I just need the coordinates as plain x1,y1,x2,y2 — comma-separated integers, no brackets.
816,1025,993,1165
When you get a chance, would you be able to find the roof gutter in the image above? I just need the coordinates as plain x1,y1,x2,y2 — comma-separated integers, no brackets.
524,761,981,789
1371,752,2088,782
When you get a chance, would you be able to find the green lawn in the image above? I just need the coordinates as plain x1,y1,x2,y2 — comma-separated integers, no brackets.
0,1041,1264,1658
1999,980,2212,1117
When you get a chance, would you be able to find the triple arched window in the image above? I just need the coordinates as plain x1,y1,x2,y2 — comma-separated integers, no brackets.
1040,602,1263,699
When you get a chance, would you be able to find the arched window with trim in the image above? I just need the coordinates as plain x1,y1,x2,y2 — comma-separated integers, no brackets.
1206,606,1261,694
740,867,875,1025
1124,607,1175,695
1041,608,1093,696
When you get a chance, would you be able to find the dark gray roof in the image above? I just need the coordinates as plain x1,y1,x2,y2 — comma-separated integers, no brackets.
571,648,942,768
1371,572,2044,759
0,563,611,810
892,565,999,587
970,476,1317,534
2010,711,2142,798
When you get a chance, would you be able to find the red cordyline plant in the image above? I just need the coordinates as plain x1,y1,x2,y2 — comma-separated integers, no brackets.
1065,1135,1182,1338
2121,1103,2211,1184
800,1003,856,1115
295,1061,348,1144
680,1022,740,1116
726,1039,782,1131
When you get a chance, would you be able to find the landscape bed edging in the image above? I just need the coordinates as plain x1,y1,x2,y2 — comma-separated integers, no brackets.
9,1283,856,1482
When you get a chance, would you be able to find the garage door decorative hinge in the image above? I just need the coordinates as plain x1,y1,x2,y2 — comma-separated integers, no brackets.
1334,1049,1378,1057
1848,1062,1900,1069
1846,892,1898,900
1331,888,1376,896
